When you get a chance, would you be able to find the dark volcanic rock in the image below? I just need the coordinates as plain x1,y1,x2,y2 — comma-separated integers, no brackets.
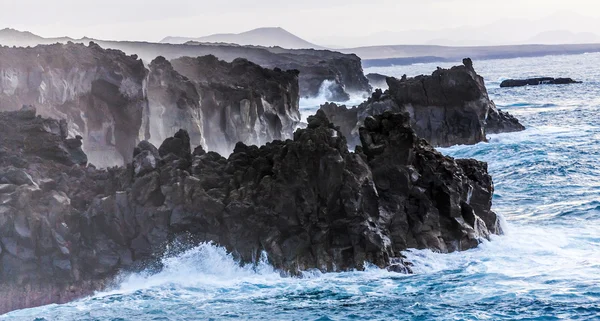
0,109,500,313
0,42,148,167
168,55,301,155
8,36,372,100
320,58,525,148
500,77,581,88
366,73,389,89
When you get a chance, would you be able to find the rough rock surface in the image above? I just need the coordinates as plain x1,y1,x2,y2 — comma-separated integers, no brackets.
500,77,581,88
0,108,500,313
0,42,148,167
320,59,525,148
168,55,301,155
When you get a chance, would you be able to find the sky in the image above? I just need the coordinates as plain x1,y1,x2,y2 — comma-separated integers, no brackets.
2,0,600,46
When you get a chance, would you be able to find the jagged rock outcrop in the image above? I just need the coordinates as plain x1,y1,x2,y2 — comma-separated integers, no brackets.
166,55,301,155
0,107,500,313
0,42,148,167
500,77,581,88
320,58,525,148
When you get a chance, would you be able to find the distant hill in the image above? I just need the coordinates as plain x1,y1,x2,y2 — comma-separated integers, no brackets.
0,28,72,47
160,27,322,49
527,30,600,44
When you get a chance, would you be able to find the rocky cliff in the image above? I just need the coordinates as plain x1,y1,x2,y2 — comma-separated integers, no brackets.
0,42,148,167
1,29,371,101
320,59,525,148
0,107,500,313
101,41,370,101
163,55,301,155
0,43,304,164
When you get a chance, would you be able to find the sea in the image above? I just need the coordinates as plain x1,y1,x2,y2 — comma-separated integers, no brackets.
3,52,600,320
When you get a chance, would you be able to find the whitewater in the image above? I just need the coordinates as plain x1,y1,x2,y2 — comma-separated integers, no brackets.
4,53,600,320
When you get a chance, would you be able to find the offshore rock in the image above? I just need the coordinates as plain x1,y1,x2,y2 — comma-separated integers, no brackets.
500,77,581,88
0,109,500,313
366,73,389,89
320,58,525,148
0,42,148,167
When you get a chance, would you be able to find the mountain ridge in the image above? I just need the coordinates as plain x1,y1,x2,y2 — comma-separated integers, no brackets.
160,27,322,49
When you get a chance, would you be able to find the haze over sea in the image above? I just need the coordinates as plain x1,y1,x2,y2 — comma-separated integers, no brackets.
4,53,600,321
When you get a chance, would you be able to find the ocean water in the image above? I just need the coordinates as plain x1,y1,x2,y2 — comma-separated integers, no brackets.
4,53,600,320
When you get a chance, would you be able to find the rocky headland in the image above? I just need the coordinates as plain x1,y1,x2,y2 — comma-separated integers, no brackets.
320,58,525,147
0,106,500,313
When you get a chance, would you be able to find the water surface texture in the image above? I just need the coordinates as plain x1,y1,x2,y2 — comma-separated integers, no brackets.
5,53,600,320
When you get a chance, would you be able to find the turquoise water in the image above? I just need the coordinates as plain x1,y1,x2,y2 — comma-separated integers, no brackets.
4,53,600,320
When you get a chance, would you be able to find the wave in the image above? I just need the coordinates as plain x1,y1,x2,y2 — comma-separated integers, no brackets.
299,80,368,123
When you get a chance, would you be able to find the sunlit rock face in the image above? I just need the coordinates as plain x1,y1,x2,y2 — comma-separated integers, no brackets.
166,55,301,155
0,42,148,167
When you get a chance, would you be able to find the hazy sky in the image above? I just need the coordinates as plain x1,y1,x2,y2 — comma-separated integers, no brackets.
2,0,600,45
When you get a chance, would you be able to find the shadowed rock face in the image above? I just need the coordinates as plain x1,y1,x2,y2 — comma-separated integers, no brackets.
320,58,525,148
0,42,148,167
168,55,301,155
0,108,500,313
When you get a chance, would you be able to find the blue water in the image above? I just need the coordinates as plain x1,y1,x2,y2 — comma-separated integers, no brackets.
4,53,600,320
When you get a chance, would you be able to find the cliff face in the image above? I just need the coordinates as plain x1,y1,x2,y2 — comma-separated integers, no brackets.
0,44,304,164
320,59,525,148
146,56,206,150
0,42,148,167
0,108,500,313
168,55,301,155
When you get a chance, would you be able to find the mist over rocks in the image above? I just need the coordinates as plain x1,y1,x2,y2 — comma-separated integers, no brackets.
167,55,301,155
320,58,525,148
0,42,148,168
0,28,371,101
0,42,305,166
0,107,500,313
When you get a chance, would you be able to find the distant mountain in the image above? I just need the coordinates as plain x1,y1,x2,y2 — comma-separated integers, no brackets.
314,11,600,47
527,30,600,44
0,28,73,47
160,27,322,49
